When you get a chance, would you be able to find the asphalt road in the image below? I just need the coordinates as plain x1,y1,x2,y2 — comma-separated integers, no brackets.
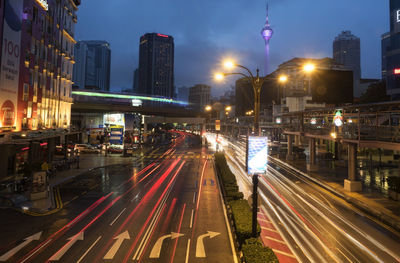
0,132,237,263
218,134,400,263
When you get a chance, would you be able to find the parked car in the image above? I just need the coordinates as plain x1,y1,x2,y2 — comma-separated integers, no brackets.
108,144,123,154
0,194,32,211
74,144,100,153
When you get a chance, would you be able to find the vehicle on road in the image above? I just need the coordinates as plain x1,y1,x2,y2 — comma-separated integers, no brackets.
108,144,123,154
0,194,32,211
74,144,100,153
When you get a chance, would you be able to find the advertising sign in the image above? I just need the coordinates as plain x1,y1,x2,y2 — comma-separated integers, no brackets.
104,113,125,127
109,125,124,145
333,110,343,127
0,0,23,129
247,136,268,175
395,9,400,33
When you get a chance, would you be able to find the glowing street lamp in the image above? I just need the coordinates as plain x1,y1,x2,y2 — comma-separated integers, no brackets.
215,73,224,81
223,60,235,69
225,106,232,112
205,105,212,112
278,75,288,83
303,63,315,73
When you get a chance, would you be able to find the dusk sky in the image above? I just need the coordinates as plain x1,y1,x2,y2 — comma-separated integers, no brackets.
75,0,389,97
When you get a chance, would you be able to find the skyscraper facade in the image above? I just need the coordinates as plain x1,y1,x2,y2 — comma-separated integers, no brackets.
73,40,111,91
261,5,273,75
188,84,210,111
0,0,80,132
333,31,361,96
138,33,174,98
381,32,391,80
383,0,400,99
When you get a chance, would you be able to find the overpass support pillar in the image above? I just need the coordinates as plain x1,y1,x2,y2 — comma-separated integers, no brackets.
294,135,300,146
286,135,294,160
307,138,318,172
344,143,362,192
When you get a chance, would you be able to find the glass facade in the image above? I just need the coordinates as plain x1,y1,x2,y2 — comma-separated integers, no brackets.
386,0,400,99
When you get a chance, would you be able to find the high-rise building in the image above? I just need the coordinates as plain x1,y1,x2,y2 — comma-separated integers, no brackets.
138,33,174,98
73,41,111,91
261,4,273,75
0,0,80,132
383,0,400,99
188,84,211,111
381,32,391,80
333,31,361,96
0,0,81,179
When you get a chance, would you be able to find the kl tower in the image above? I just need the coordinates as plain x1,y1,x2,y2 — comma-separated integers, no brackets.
261,4,273,74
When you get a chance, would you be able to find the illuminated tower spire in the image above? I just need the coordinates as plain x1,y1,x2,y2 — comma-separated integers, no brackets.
261,3,273,74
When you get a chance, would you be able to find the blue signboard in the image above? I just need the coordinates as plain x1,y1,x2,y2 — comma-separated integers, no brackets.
247,136,268,175
109,126,124,145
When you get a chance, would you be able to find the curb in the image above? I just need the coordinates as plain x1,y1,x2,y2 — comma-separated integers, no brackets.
22,187,63,216
269,156,400,234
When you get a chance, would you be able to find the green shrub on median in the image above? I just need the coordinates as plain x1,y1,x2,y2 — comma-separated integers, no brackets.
242,238,279,263
214,153,241,200
229,199,261,245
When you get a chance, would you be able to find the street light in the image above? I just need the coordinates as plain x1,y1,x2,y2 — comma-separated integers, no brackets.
303,63,315,73
278,75,288,83
205,105,212,112
225,106,232,112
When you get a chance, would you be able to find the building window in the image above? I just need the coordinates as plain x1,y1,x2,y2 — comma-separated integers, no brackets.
23,84,29,102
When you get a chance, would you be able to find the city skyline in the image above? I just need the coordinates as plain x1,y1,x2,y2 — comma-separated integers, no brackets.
75,0,388,96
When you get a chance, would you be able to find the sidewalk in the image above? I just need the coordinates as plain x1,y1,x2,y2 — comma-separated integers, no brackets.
273,154,400,233
29,146,156,213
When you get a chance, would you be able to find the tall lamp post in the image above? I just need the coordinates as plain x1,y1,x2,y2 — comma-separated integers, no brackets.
215,60,288,237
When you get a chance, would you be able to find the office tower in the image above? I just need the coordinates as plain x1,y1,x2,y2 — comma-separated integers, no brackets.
333,31,361,96
383,0,400,99
188,84,211,111
138,33,174,98
73,40,111,91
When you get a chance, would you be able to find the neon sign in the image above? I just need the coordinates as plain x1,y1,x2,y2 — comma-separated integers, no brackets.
157,33,169,38
35,0,48,11
397,10,400,22
394,68,400,75
333,110,343,127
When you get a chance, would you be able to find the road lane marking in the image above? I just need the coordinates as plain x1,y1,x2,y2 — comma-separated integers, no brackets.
185,239,191,263
264,236,286,244
0,232,42,261
192,192,196,204
170,204,186,263
261,226,278,233
49,232,84,261
104,231,130,259
272,249,297,258
110,208,126,226
195,231,220,258
258,218,272,224
20,239,52,263
76,236,101,263
189,209,194,228
149,232,184,258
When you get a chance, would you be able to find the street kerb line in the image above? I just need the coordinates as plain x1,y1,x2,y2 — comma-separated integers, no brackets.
76,236,102,263
213,160,239,263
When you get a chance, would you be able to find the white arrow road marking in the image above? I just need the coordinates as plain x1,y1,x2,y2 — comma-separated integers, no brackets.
49,232,84,261
195,231,220,258
149,232,184,258
0,232,42,261
103,231,130,260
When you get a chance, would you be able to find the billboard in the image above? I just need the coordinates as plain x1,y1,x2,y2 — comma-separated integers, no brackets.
104,113,125,127
0,0,23,129
109,125,124,145
247,136,268,175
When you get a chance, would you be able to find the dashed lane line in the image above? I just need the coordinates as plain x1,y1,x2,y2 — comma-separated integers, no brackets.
110,208,127,226
76,236,102,263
